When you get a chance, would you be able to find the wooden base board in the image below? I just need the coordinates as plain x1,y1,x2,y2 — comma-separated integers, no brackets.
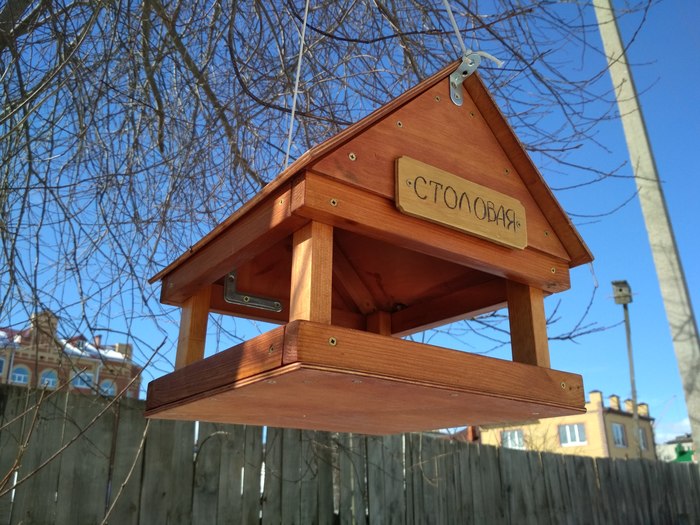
146,321,585,435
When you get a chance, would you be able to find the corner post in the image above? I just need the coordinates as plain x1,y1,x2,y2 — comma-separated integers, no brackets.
507,281,550,367
290,221,334,323
175,285,212,369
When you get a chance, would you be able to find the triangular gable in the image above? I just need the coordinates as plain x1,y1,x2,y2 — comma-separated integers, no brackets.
152,61,591,284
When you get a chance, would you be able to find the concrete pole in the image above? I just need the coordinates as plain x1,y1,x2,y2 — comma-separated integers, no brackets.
594,0,700,458
622,303,641,457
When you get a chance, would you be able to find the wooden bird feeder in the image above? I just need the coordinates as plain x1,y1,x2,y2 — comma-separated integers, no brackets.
145,61,593,434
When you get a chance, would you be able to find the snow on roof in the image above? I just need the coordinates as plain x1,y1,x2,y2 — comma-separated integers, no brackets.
60,339,127,362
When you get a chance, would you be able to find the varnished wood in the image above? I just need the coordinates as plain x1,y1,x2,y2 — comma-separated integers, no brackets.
146,321,584,434
146,61,592,435
290,221,334,323
464,74,592,266
507,281,551,368
149,326,287,408
396,156,527,249
312,81,570,261
294,171,571,293
391,279,507,337
151,63,590,291
366,311,392,335
175,286,212,369
332,244,377,315
158,185,307,305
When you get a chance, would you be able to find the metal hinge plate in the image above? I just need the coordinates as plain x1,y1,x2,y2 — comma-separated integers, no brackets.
449,54,482,106
224,272,283,312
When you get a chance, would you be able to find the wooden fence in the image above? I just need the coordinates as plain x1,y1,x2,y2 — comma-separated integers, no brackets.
0,385,698,524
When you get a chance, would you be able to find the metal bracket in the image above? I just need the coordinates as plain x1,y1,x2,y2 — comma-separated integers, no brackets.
449,54,481,106
224,272,282,312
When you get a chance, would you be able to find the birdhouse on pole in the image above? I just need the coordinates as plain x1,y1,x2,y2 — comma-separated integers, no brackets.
145,61,593,434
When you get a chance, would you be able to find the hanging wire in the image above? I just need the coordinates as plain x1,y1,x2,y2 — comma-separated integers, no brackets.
442,0,470,57
441,0,504,67
283,0,312,169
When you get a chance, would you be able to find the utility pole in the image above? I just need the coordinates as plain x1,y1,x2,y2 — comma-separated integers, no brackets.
594,0,700,459
612,281,641,457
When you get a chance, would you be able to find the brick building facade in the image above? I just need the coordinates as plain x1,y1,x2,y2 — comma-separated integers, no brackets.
0,311,141,398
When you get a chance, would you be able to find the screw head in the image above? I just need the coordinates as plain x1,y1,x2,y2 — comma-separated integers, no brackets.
330,198,338,207
396,120,403,128
348,152,357,161
328,337,337,347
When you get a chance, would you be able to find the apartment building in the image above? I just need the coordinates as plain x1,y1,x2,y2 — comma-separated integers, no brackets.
0,311,141,398
480,390,656,460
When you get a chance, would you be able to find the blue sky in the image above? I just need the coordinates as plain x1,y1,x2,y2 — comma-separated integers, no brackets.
541,0,700,443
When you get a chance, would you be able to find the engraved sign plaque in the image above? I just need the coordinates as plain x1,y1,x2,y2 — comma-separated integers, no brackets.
395,156,527,249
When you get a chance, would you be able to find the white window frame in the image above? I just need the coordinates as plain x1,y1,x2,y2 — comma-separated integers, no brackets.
612,422,628,448
71,371,94,389
100,380,116,397
501,429,525,450
11,366,30,385
559,423,587,446
638,427,648,451
40,369,58,389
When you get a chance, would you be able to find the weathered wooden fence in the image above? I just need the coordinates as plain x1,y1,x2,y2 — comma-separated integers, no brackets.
0,385,698,524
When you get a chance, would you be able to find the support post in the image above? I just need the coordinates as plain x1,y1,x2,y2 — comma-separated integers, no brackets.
367,311,392,336
507,281,550,367
290,221,333,323
175,286,212,369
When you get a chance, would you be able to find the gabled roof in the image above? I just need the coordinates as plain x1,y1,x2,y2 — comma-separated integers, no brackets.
152,60,591,284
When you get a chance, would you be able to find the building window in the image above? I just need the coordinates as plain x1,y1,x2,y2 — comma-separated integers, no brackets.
40,369,58,389
100,380,116,397
0,357,5,376
71,371,94,389
612,423,628,448
638,428,648,451
11,366,30,385
501,429,525,450
559,423,587,446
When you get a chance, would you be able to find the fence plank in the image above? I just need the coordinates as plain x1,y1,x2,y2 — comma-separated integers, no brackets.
213,423,245,524
281,428,302,524
4,385,700,525
299,430,318,525
0,386,30,524
499,447,538,525
242,425,264,524
54,392,114,525
193,422,225,525
366,434,405,525
561,455,596,525
541,452,573,525
104,398,147,525
262,426,283,525
525,451,551,525
338,433,367,525
10,390,67,525
314,431,335,525
404,433,421,524
454,441,475,525
473,444,506,523
139,418,195,525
